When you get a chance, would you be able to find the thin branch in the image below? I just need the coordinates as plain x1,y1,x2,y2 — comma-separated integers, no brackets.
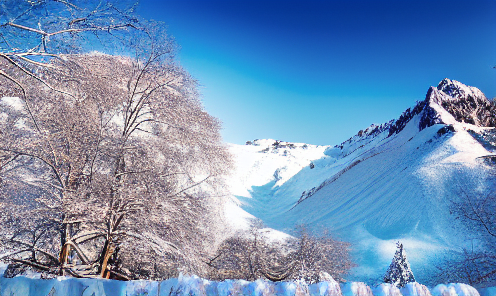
12,259,52,271
6,22,136,38
168,175,211,198
64,241,90,264
0,153,20,169
6,22,47,36
0,53,76,99
0,68,43,134
158,172,187,178
53,0,82,10
9,239,59,263
0,148,65,190
114,169,151,177
0,248,32,260
15,54,56,69
71,230,106,244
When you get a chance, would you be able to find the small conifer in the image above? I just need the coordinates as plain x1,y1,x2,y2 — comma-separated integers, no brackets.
383,242,416,287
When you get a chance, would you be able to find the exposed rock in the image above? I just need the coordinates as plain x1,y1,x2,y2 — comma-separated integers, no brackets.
436,78,496,127
436,125,455,137
419,89,444,131
468,129,496,152
390,100,433,136
391,78,495,137
477,155,496,166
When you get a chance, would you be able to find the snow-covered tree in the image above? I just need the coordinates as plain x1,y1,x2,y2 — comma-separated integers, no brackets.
383,242,415,287
438,189,496,285
207,223,353,283
0,0,231,280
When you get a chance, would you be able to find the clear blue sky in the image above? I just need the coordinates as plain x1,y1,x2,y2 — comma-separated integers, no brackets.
138,0,496,146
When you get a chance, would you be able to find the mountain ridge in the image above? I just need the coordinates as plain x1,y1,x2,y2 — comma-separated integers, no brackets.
226,79,495,284
342,78,494,147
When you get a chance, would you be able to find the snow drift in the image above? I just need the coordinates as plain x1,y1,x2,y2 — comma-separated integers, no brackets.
0,272,482,296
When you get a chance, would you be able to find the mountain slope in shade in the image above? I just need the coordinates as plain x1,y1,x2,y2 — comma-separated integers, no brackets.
225,79,496,284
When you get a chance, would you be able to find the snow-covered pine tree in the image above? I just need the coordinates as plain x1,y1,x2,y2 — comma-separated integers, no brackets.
383,242,415,287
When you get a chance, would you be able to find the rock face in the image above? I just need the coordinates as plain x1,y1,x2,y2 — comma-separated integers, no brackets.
422,78,496,128
385,78,493,138
436,78,496,127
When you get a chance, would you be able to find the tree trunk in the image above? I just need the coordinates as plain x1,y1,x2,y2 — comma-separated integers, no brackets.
60,214,67,250
100,241,115,278
58,212,69,276
58,244,70,276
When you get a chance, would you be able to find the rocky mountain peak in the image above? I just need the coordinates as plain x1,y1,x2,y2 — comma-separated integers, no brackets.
437,78,486,101
386,79,494,138
430,79,495,127
338,79,494,148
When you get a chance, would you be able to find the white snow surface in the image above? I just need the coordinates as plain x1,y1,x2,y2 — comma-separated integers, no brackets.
224,82,496,285
227,139,329,198
432,283,481,296
0,272,486,296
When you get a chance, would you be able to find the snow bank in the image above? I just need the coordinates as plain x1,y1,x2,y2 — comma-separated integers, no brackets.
0,273,489,296
431,284,480,296
400,282,432,296
341,282,374,296
372,283,402,296
309,279,342,296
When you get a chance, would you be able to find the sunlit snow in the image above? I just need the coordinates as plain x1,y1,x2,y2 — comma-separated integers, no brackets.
223,82,496,285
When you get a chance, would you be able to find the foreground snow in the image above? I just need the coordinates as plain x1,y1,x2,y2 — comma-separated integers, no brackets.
0,272,488,296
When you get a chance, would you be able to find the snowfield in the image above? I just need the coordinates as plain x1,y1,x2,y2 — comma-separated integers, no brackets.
224,79,496,285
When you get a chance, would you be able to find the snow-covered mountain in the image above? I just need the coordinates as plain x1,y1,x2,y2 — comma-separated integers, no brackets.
225,79,496,285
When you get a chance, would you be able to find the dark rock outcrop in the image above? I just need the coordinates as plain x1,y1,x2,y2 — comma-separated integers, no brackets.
391,78,495,136
436,78,496,127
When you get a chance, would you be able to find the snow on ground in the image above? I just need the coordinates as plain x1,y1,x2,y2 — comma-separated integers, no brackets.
224,139,330,234
228,139,329,199
0,263,489,296
0,97,24,111
0,271,485,296
224,106,496,285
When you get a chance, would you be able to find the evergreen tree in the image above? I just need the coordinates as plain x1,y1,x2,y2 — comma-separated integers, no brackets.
384,242,416,287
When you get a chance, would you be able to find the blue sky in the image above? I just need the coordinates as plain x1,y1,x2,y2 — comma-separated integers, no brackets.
138,0,496,146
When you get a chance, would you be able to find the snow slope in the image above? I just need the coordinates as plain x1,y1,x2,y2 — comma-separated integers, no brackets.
225,79,496,285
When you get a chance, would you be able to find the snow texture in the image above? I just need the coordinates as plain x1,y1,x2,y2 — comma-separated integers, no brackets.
0,273,488,296
431,284,480,296
373,283,402,296
341,282,374,296
400,282,432,296
224,79,496,284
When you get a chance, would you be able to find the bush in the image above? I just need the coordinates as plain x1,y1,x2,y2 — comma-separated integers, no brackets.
207,224,353,283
